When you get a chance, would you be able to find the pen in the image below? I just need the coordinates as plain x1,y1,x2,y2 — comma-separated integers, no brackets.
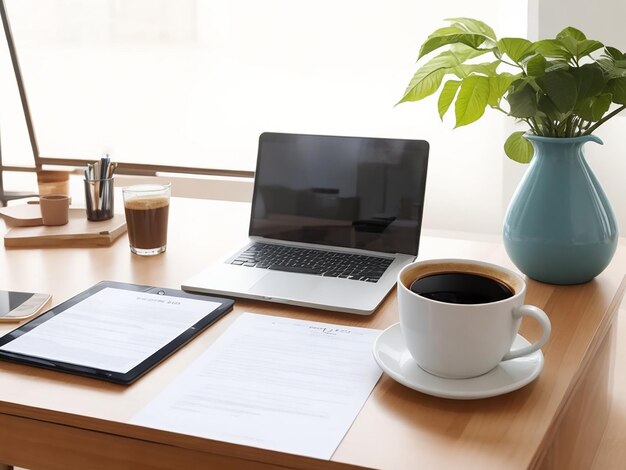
100,154,110,181
107,162,118,179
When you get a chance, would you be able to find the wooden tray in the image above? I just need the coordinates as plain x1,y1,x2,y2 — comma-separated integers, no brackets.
0,202,78,227
4,212,127,248
0,203,47,227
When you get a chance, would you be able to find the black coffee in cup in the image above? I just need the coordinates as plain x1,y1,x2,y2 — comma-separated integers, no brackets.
410,272,514,304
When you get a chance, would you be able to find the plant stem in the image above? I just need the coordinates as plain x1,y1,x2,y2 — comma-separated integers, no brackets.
500,58,521,69
565,115,579,137
578,117,585,135
571,117,578,136
526,117,540,135
585,105,626,135
574,118,582,136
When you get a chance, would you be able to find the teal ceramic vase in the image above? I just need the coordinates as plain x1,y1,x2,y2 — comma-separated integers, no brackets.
503,134,618,285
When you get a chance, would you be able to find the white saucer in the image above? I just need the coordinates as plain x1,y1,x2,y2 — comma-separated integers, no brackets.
373,323,544,400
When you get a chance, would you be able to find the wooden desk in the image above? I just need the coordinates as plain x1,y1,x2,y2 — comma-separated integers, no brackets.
0,197,623,470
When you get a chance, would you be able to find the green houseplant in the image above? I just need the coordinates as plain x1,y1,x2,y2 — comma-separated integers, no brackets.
399,18,624,284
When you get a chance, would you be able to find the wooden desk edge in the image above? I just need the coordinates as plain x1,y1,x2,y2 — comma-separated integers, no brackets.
530,274,626,469
0,401,372,470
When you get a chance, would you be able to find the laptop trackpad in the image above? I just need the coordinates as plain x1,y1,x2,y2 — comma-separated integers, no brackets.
249,272,319,300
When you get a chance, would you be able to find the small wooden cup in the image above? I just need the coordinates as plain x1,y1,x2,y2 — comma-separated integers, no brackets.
40,195,71,226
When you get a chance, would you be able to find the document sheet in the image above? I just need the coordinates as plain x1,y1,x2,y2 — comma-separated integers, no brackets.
0,287,220,373
130,313,383,459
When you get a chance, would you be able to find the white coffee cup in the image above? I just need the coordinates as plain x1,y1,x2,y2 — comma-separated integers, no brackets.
397,259,551,379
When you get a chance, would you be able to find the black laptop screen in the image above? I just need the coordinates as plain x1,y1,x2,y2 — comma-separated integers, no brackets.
249,133,429,256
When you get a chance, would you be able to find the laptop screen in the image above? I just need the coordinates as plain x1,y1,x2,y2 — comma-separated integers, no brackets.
249,133,429,256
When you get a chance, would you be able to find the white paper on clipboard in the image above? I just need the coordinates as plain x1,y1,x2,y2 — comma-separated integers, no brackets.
0,287,221,373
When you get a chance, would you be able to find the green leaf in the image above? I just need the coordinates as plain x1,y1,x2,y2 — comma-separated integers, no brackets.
571,64,606,100
428,25,467,37
526,54,547,77
418,33,488,60
487,74,515,107
577,39,604,58
497,38,534,63
398,53,458,103
597,58,626,78
445,17,497,40
553,33,603,61
507,82,538,118
450,61,500,78
558,36,579,57
538,94,565,121
608,77,626,104
454,75,490,127
398,68,446,103
398,46,488,104
449,42,491,59
504,131,534,163
574,93,612,121
544,61,570,73
438,80,461,119
536,70,578,113
534,39,573,61
605,46,625,60
556,27,587,41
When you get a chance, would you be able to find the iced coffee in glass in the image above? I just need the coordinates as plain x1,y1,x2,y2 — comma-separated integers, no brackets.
122,183,171,256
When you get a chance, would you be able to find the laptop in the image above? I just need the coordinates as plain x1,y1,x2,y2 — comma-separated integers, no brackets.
182,132,429,315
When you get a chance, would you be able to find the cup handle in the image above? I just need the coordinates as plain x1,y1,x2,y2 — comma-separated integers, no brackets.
502,305,551,361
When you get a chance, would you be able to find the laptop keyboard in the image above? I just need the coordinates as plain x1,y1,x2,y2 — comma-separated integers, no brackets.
230,243,393,282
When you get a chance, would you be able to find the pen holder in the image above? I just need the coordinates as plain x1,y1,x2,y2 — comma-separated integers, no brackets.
84,178,114,221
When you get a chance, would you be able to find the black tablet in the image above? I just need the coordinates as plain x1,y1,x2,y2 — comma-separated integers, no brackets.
0,281,234,384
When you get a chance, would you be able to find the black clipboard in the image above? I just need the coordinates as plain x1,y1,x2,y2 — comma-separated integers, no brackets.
0,281,234,384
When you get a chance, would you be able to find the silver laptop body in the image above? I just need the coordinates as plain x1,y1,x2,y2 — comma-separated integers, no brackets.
182,132,429,315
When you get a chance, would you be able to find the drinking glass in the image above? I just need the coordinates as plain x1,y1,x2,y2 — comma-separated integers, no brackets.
122,183,171,256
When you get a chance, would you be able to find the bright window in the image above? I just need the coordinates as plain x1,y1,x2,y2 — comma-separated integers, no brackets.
4,0,506,172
